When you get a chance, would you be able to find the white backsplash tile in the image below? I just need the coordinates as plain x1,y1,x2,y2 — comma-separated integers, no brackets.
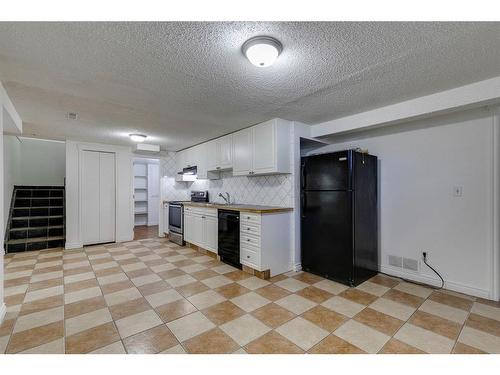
160,152,293,207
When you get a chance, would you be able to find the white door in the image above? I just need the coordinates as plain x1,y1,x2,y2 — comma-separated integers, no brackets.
217,135,233,169
204,216,218,252
252,120,276,174
82,151,101,245
147,163,160,226
82,150,116,245
232,128,253,176
99,152,116,243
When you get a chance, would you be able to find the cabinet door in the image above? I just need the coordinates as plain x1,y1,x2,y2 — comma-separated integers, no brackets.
193,144,206,178
217,135,233,169
203,216,218,253
175,150,185,172
184,213,193,243
252,120,276,174
205,140,218,171
193,214,204,246
232,128,252,176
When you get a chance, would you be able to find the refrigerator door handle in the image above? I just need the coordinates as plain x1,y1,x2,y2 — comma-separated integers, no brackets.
301,163,306,189
301,192,306,218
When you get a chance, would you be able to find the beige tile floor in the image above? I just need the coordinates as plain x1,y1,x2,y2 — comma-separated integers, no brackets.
1,238,500,354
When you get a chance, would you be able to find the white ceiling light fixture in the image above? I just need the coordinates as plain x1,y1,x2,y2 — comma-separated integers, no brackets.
129,133,147,142
242,36,283,68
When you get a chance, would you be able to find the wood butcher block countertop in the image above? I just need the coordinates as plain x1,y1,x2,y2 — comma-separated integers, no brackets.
181,201,293,214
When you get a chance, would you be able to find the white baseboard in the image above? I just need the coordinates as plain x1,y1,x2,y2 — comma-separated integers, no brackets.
293,262,302,272
0,303,6,325
380,265,491,300
65,242,83,250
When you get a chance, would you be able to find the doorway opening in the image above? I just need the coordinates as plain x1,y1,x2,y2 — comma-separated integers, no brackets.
133,157,160,240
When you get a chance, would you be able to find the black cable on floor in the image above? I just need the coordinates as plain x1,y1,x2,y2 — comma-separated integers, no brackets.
380,252,444,290
423,252,445,289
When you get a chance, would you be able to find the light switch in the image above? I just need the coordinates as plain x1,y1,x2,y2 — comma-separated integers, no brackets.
453,186,463,197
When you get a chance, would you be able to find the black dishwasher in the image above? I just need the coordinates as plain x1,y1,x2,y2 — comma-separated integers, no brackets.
218,210,241,268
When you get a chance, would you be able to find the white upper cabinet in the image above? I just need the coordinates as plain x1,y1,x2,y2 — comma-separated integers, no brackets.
175,149,186,172
217,134,233,170
205,139,218,171
204,134,233,172
232,128,253,176
233,119,291,176
175,118,290,178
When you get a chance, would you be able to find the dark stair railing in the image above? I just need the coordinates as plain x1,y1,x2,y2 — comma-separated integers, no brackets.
4,185,65,253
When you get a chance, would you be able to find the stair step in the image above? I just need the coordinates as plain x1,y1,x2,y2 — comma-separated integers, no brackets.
13,206,64,209
10,225,64,231
7,236,65,245
12,215,64,220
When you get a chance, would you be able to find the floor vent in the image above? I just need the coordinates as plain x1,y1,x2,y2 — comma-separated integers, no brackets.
4,185,65,253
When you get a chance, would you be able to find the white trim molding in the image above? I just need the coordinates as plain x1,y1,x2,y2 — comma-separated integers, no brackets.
0,303,6,325
491,106,500,301
380,266,491,300
312,76,500,138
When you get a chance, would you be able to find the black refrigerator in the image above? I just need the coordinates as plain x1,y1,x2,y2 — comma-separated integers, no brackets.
301,149,378,286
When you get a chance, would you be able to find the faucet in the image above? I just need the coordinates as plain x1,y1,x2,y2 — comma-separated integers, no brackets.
218,192,230,204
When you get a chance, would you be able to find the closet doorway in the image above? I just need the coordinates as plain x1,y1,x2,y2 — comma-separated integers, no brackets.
133,158,160,240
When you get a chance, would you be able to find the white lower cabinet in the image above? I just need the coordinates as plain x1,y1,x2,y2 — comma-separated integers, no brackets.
240,212,292,277
184,206,217,253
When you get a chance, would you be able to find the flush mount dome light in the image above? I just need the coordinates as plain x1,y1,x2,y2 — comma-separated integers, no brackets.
129,133,147,142
242,36,283,67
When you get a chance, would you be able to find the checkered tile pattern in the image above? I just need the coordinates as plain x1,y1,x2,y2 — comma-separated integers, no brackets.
1,238,500,354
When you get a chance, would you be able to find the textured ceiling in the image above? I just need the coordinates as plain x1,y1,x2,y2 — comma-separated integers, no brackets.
1,22,500,150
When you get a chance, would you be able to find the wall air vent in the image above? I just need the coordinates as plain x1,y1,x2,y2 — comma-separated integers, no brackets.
388,255,403,268
67,112,78,120
403,257,419,272
134,143,160,154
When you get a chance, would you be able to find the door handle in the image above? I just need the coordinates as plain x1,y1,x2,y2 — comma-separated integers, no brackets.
301,163,306,189
301,193,306,218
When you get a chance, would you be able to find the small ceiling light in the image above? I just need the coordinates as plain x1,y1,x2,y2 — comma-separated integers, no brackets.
129,133,147,143
242,36,283,67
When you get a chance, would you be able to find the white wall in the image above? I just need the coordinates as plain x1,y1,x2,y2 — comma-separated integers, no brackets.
65,140,134,249
1,83,22,324
3,136,20,226
2,136,65,226
312,108,498,299
0,105,5,323
16,137,65,186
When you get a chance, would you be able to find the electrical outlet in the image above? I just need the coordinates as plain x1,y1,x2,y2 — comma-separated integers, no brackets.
453,186,463,197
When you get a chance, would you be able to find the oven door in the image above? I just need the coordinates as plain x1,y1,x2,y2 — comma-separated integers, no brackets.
168,204,183,234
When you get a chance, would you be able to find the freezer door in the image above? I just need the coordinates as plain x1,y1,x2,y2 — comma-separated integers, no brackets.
301,190,353,285
301,150,351,191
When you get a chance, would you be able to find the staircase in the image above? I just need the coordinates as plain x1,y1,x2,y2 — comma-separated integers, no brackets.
4,186,65,253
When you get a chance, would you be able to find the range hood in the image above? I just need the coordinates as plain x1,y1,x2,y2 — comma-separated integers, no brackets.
175,166,197,182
